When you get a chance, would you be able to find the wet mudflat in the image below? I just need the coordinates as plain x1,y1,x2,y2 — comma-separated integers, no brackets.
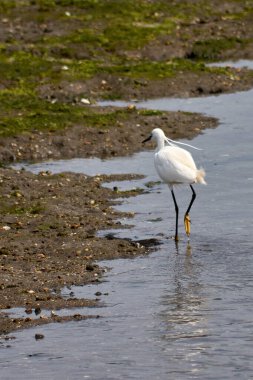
1,62,253,379
1,2,253,377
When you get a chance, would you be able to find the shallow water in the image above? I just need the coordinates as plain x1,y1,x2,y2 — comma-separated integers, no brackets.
3,62,253,379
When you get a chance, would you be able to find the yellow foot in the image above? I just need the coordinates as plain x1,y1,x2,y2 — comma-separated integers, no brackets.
174,234,179,242
184,214,191,237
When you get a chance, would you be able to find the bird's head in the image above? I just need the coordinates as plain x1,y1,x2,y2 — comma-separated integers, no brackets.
142,128,166,144
142,128,203,151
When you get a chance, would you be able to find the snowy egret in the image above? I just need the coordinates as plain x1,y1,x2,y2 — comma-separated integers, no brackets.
142,128,206,241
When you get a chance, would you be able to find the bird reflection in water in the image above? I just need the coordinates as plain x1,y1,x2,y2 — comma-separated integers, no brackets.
158,242,208,346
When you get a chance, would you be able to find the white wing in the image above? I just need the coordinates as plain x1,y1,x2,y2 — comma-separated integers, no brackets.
154,146,197,184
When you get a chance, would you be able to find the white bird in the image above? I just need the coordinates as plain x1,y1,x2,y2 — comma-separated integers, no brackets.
142,128,206,241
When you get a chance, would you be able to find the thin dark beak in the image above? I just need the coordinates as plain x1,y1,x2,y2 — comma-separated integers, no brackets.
142,135,152,144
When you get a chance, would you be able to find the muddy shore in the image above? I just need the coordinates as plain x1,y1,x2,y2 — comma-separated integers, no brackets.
1,0,253,336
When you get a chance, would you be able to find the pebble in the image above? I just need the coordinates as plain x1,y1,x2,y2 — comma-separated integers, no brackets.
34,307,41,315
86,264,94,271
35,333,44,340
2,226,11,231
80,98,90,105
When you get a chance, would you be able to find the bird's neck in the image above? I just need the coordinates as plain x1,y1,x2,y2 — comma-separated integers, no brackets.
156,137,165,151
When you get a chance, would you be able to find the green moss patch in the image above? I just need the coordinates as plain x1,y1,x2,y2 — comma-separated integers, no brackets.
188,37,250,61
0,88,143,136
0,201,45,216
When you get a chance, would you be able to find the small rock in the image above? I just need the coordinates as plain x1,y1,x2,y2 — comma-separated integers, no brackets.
2,225,11,231
34,307,41,315
127,104,136,110
80,98,90,105
35,333,44,340
39,315,48,320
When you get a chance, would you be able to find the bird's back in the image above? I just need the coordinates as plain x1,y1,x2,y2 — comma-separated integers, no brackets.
154,145,198,185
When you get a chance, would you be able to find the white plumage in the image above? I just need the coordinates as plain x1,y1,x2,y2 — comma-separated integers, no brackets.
142,128,206,241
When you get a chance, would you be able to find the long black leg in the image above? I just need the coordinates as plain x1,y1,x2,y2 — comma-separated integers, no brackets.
184,185,196,237
185,185,196,216
171,188,179,241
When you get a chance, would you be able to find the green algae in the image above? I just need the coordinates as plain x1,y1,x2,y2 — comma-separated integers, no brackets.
65,57,235,83
0,201,45,216
188,37,250,61
0,87,140,137
0,89,76,136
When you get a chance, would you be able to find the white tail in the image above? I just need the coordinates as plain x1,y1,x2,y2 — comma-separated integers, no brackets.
196,168,207,185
